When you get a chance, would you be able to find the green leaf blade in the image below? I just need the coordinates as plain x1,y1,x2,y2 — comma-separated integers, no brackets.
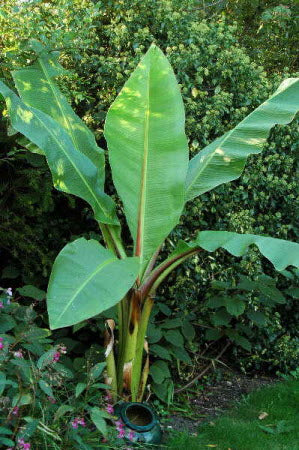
105,44,189,275
171,231,299,272
0,82,118,225
47,238,139,329
12,50,104,171
186,78,299,200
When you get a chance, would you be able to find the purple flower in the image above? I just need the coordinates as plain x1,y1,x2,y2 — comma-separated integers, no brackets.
127,430,136,441
104,391,112,402
115,419,124,431
117,428,126,439
0,338,4,350
106,404,114,414
48,396,56,404
52,351,61,363
13,350,23,358
71,420,79,429
71,417,85,429
18,439,31,449
0,301,3,309
12,406,19,416
78,418,85,426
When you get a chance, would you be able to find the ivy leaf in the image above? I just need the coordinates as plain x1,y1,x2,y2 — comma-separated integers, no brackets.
150,344,172,361
150,360,170,384
161,318,182,329
224,297,246,316
206,296,226,308
170,346,191,363
151,379,174,404
181,320,195,340
157,303,172,316
205,329,222,341
211,308,232,326
17,285,46,300
165,329,184,347
147,324,162,343
226,330,251,350
247,311,266,326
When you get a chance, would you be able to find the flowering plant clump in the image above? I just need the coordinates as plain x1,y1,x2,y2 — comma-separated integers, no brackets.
0,288,119,448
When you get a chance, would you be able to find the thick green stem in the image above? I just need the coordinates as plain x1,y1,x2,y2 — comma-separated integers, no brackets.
106,347,117,402
120,291,141,397
141,248,200,298
104,320,117,401
131,296,153,401
116,294,130,393
99,223,127,258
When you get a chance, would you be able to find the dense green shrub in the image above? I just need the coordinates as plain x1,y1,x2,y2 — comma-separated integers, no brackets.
219,0,299,72
0,0,298,373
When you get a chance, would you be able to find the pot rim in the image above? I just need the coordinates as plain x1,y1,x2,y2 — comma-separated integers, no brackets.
119,401,158,432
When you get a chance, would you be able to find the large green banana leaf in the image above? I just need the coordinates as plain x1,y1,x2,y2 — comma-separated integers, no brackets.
48,238,139,329
185,78,299,201
0,82,118,225
104,44,189,276
12,49,104,171
167,231,299,272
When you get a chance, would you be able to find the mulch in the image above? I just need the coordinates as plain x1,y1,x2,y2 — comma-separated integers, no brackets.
164,374,276,434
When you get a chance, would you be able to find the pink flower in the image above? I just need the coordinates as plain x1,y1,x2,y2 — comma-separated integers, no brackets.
0,341,4,350
18,439,31,449
13,350,24,358
106,404,114,414
6,288,12,296
127,430,136,441
52,352,61,362
104,391,112,402
115,419,124,430
71,417,85,429
0,301,3,308
48,396,56,404
12,406,19,415
117,428,126,439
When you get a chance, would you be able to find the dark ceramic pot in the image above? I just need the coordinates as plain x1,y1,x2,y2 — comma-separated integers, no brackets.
114,402,162,445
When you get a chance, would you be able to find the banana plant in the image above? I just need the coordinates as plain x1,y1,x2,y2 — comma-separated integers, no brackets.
1,42,299,402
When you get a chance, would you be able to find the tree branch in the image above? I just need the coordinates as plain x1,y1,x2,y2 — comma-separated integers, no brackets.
174,341,231,394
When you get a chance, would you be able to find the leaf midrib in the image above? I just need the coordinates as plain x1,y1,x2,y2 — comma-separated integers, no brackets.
135,62,151,270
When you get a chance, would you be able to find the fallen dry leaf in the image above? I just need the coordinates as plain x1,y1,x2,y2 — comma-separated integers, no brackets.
259,412,269,420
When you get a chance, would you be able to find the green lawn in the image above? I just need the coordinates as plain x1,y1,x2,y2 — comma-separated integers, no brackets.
166,379,299,450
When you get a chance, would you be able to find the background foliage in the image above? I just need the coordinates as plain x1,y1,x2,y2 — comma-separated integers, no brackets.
0,0,298,378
